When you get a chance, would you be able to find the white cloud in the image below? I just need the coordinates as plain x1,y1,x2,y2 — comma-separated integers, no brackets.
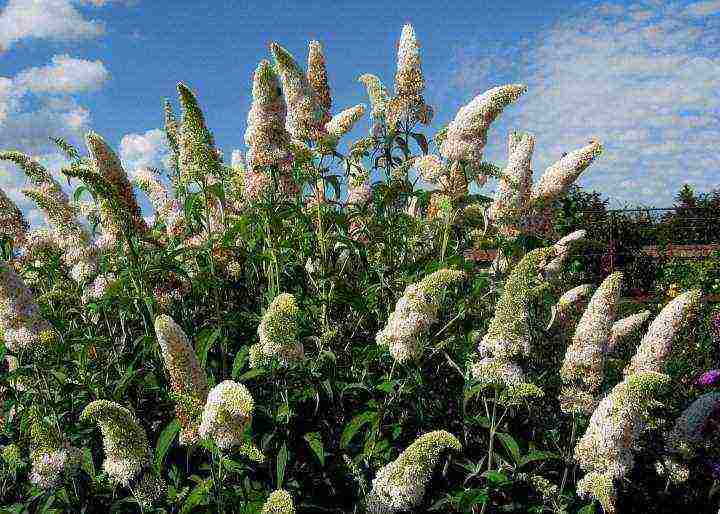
443,0,720,207
119,128,170,176
686,0,720,16
14,55,109,94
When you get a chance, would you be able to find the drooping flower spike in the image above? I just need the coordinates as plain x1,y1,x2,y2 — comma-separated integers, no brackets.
606,310,651,352
0,186,28,246
531,139,603,205
358,73,390,120
199,380,254,450
666,392,720,458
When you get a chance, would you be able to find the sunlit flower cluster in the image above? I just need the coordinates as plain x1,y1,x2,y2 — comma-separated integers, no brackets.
155,315,209,445
414,154,445,183
199,380,254,450
81,273,116,304
607,310,651,352
575,371,670,513
307,40,332,122
0,187,28,245
261,489,295,514
0,262,53,352
625,290,702,376
324,104,366,142
376,269,464,362
28,407,81,490
367,430,461,514
134,168,184,237
254,293,304,366
551,283,595,330
531,140,603,205
176,83,222,185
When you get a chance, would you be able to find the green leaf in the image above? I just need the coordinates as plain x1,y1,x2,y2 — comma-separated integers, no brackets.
81,447,95,479
237,368,266,382
496,433,521,464
578,504,596,514
154,419,180,471
276,443,288,487
180,480,211,514
518,450,560,468
196,327,222,367
303,432,325,466
231,347,249,380
340,411,376,448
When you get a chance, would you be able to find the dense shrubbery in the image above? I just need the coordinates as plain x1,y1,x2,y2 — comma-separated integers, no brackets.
0,24,718,514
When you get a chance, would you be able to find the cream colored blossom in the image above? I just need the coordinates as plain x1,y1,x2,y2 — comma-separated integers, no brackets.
531,140,603,204
0,187,28,245
551,284,596,330
367,431,461,514
607,310,651,352
358,74,390,119
324,104,366,140
625,290,702,376
81,273,116,304
261,489,295,514
199,380,254,450
134,168,184,237
155,315,209,445
666,392,720,458
414,154,445,183
376,269,464,362
255,293,304,366
307,40,331,120
561,272,623,392
488,132,534,228
176,83,222,184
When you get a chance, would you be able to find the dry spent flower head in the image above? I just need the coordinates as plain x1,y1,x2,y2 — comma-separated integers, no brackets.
561,272,623,392
531,140,603,204
245,60,293,169
666,392,720,457
0,261,53,352
367,430,461,514
257,293,303,366
607,310,651,353
155,315,209,445
307,40,332,120
488,131,535,228
80,400,151,486
199,380,254,450
625,289,702,376
440,84,526,165
177,83,221,184
261,489,295,514
270,42,327,141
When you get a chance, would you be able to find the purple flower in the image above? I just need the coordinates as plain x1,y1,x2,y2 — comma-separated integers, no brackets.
696,369,720,387
707,460,720,479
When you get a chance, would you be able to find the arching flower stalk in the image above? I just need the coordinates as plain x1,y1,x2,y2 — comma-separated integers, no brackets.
574,371,670,514
376,269,464,363
606,310,651,352
367,430,461,514
155,315,209,445
244,60,293,170
134,168,185,237
386,24,433,129
307,40,332,122
358,73,390,137
321,104,366,150
198,380,254,450
0,261,54,352
543,229,587,280
531,140,603,205
261,489,295,514
177,83,222,185
439,84,526,168
270,42,326,142
254,293,304,366
666,392,720,459
625,290,702,376
0,186,28,246
561,272,623,395
547,283,596,331
27,406,82,489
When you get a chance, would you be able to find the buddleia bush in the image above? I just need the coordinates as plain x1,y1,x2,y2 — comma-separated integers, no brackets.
0,23,717,514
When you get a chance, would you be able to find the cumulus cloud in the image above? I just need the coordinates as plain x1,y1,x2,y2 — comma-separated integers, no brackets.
119,128,171,176
442,0,720,207
14,55,109,94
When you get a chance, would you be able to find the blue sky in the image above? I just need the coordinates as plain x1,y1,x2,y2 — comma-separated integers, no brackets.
1,0,719,225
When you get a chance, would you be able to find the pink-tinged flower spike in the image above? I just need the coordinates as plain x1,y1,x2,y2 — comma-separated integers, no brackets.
547,283,596,331
346,171,373,207
177,82,222,186
394,23,424,97
155,315,209,445
367,431,461,514
606,310,651,353
413,154,446,183
439,85,526,166
488,131,535,233
261,489,295,514
575,371,670,514
0,261,54,353
667,392,720,458
561,272,623,393
307,40,332,122
134,168,185,237
531,139,603,205
199,380,254,450
0,187,28,246
270,42,326,142
376,269,464,363
85,131,148,235
244,60,293,170
81,273,116,304
358,73,390,120
256,293,304,366
27,406,82,490
625,289,703,376
324,104,366,142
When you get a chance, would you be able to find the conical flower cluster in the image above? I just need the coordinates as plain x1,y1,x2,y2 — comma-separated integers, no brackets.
155,315,209,445
439,85,526,167
245,60,293,170
666,392,720,458
607,310,651,352
414,154,445,183
531,140,603,205
575,371,670,514
488,132,534,235
134,168,184,237
251,293,304,366
0,261,53,352
271,42,326,142
261,489,295,514
0,186,28,245
376,269,464,363
80,400,152,486
324,104,366,142
199,380,254,450
177,83,222,184
358,74,390,120
549,283,596,330
307,41,332,121
367,430,461,514
561,272,623,393
625,290,702,376
27,407,82,489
